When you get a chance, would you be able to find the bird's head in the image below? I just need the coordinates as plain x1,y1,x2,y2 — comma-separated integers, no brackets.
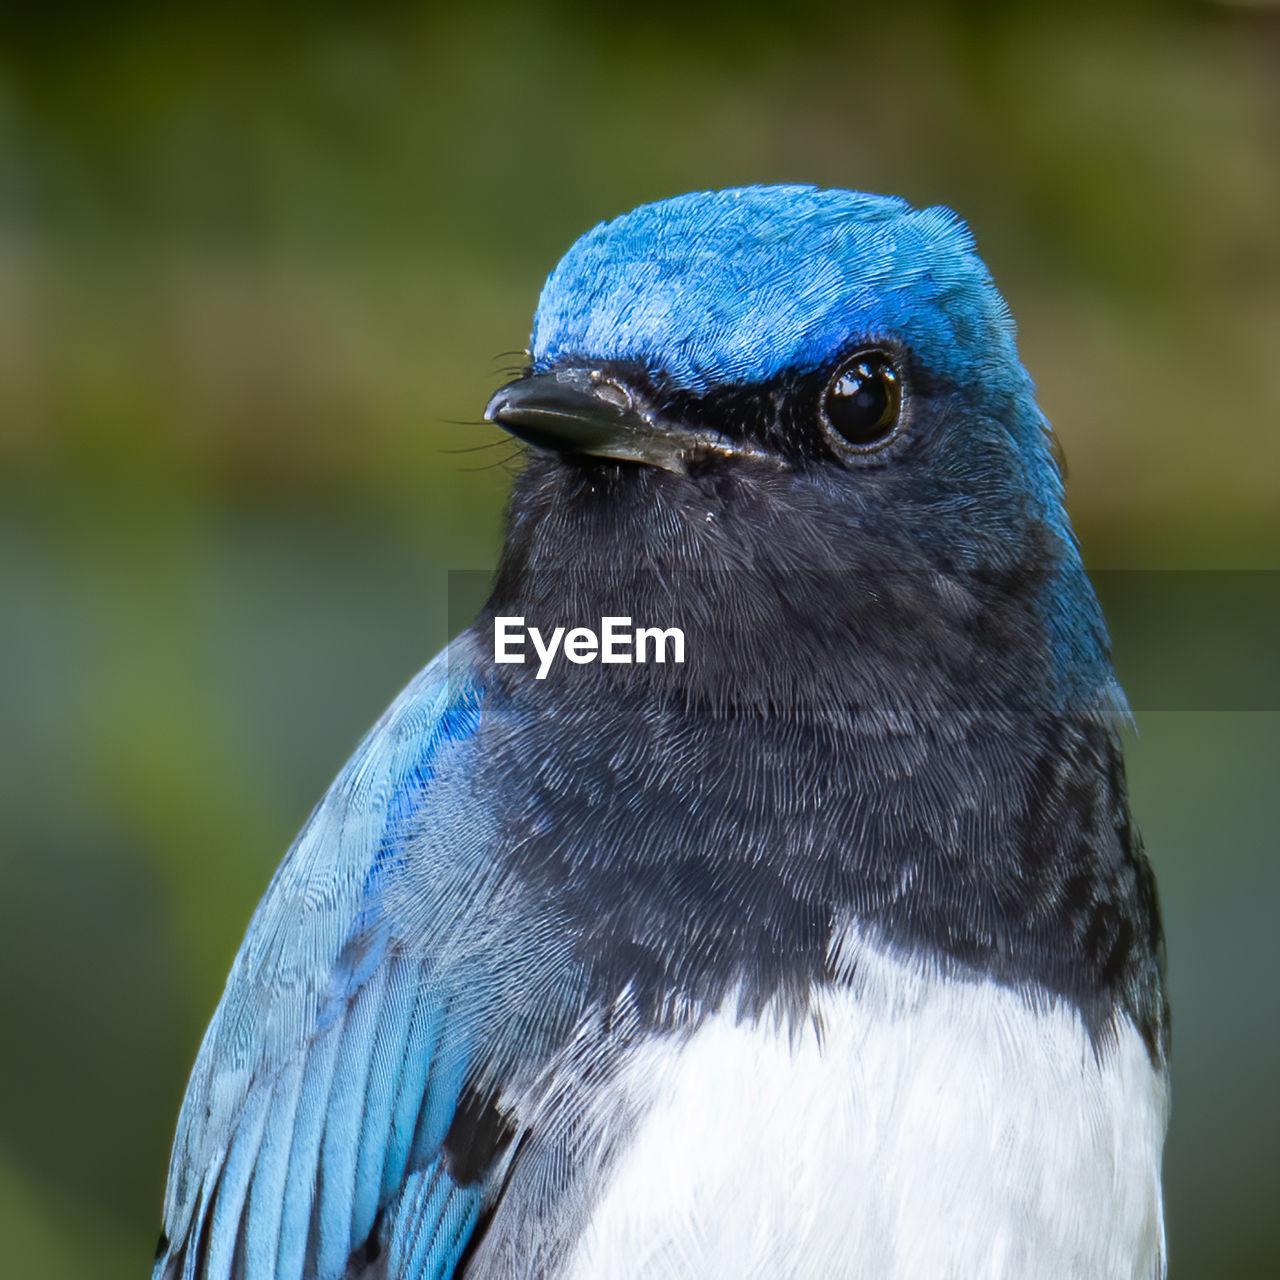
483,185,1116,716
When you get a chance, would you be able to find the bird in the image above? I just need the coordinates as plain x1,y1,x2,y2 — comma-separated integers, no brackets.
154,185,1169,1280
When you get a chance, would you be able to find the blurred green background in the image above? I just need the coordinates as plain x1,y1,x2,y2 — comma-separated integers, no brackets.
1,2,1277,1276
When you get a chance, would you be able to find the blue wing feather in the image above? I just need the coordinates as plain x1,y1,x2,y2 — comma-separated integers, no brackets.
313,954,391,1274
386,1164,484,1280
155,649,489,1280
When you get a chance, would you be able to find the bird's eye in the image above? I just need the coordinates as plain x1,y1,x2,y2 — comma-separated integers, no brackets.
820,350,902,450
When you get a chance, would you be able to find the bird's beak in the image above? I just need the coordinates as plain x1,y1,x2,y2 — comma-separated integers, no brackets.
484,367,742,472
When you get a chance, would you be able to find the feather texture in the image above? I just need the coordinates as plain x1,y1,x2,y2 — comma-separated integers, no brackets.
156,656,485,1280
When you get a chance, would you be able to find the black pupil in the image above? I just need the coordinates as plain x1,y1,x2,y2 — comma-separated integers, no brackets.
825,357,897,445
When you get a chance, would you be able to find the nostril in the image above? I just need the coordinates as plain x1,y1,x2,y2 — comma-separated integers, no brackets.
590,376,634,412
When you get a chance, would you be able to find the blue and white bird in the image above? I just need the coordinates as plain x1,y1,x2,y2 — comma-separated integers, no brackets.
155,186,1169,1279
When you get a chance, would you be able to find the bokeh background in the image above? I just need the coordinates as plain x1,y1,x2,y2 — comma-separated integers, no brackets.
1,2,1277,1276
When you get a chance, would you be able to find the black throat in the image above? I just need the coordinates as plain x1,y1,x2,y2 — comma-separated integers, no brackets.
467,454,1167,1062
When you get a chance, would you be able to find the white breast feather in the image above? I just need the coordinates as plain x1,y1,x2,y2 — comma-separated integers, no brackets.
559,936,1168,1280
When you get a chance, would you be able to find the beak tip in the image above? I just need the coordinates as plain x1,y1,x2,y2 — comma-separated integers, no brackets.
482,389,510,426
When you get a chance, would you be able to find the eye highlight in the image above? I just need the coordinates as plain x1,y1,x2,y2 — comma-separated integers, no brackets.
820,350,903,451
